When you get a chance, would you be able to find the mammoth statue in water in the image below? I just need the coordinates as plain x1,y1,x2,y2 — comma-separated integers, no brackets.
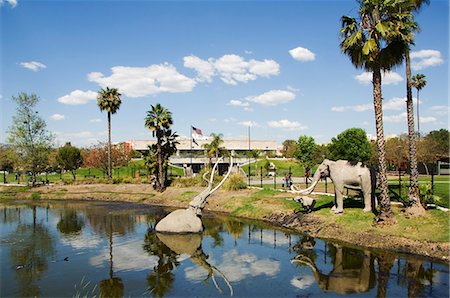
291,159,376,214
156,154,234,233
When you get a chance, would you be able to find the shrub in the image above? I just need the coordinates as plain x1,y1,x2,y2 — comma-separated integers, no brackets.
112,177,123,184
31,192,41,200
419,183,434,207
122,177,133,184
223,173,247,191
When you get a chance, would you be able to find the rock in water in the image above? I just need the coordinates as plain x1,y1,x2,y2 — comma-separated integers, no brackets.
155,208,203,233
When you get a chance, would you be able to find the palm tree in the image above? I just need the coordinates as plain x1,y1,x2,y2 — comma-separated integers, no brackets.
401,0,428,216
203,133,225,167
340,0,409,224
97,87,122,178
411,74,427,135
144,104,173,192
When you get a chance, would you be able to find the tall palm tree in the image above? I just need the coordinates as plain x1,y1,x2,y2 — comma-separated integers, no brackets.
340,0,409,224
144,104,173,192
203,133,225,167
401,0,428,216
411,74,427,134
97,87,122,178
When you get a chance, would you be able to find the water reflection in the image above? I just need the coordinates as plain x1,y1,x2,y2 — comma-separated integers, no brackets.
6,206,55,297
99,214,124,298
0,202,448,297
292,243,376,294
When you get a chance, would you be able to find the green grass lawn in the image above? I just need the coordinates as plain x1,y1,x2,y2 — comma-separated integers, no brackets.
1,160,184,184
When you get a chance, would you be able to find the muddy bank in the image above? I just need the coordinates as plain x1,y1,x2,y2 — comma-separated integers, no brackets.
1,183,448,261
263,212,449,262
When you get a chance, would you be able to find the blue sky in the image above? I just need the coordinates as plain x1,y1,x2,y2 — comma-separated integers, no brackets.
1,0,448,147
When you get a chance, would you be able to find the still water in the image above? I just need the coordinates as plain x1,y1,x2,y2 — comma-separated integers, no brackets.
0,200,448,297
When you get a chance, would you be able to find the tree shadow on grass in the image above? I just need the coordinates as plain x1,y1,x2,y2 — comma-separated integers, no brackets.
312,196,366,212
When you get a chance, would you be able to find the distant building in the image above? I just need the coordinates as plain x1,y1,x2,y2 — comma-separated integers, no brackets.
131,138,277,156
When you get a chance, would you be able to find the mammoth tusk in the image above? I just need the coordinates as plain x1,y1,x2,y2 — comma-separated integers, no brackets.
290,179,318,194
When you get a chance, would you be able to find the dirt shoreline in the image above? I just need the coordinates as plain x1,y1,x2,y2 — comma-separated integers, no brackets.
2,183,449,262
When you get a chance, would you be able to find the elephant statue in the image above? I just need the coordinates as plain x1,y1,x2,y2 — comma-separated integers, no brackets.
291,159,376,214
291,244,376,294
156,154,234,233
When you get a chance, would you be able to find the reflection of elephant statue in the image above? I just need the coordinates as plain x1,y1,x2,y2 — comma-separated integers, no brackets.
156,233,233,296
156,154,234,233
292,244,376,294
291,159,376,213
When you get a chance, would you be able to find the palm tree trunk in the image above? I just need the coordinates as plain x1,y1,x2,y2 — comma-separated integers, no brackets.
373,67,395,224
405,50,425,216
156,133,165,192
416,89,420,137
108,112,112,179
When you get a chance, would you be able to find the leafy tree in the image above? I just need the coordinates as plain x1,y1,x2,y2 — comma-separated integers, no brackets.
340,0,409,223
411,73,427,134
83,143,131,175
7,93,53,186
328,128,372,163
313,144,329,164
282,140,299,158
425,129,449,159
144,103,176,192
0,145,19,183
385,137,408,170
56,143,83,180
294,135,317,167
97,87,122,178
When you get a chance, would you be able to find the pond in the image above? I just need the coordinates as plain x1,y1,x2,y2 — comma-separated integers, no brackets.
0,200,448,297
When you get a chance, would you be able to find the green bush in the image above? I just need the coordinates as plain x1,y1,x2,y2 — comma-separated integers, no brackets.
122,177,133,184
419,183,434,207
112,177,123,184
31,192,41,200
223,173,247,191
62,178,74,185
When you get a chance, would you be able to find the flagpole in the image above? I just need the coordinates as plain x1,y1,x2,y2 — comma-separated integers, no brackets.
190,125,193,168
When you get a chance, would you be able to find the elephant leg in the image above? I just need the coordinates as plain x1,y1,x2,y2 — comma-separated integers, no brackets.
362,189,372,213
332,188,344,214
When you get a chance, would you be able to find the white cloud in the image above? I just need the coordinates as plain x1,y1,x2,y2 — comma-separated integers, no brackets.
228,99,250,107
243,107,254,112
238,121,261,127
332,97,420,113
429,105,449,116
57,90,97,105
60,232,102,249
244,50,253,55
49,113,65,121
289,46,316,62
383,97,420,111
355,71,403,85
331,103,372,112
224,117,237,123
19,61,46,72
54,131,99,146
217,250,280,282
90,239,158,272
183,55,215,82
183,54,279,85
246,90,295,106
384,112,407,123
1,0,18,8
88,63,196,97
89,118,102,123
291,275,316,289
267,119,307,131
410,49,444,70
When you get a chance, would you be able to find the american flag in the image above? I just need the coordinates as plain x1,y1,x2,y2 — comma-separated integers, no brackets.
192,126,203,136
